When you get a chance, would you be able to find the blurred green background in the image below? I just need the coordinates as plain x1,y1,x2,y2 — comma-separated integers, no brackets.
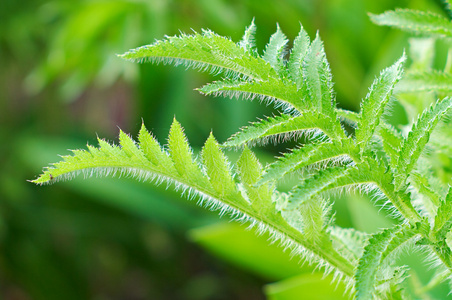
1,0,451,299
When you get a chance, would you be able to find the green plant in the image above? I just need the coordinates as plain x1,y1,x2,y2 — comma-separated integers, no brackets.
32,18,452,299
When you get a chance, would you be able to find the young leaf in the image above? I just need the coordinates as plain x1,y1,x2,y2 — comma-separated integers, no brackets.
433,188,452,238
302,33,336,117
355,54,406,151
287,166,349,210
118,30,277,81
198,78,305,113
288,24,311,88
395,97,452,188
223,111,346,149
378,123,404,169
369,9,452,38
354,226,400,299
260,139,357,184
239,19,257,55
262,24,288,76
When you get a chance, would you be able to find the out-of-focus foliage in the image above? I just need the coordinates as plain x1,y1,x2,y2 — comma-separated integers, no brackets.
2,0,452,299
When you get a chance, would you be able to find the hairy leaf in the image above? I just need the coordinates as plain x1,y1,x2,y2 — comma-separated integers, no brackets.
263,24,289,76
239,19,257,55
395,97,452,188
198,78,305,113
378,123,404,170
369,9,452,37
260,139,357,184
223,112,346,149
433,188,452,238
288,24,311,88
118,30,277,81
356,54,406,151
355,227,400,299
302,33,336,117
202,133,237,197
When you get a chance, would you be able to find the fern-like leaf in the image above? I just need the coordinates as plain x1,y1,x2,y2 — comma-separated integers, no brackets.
223,112,346,149
355,54,406,152
433,188,452,239
378,123,404,170
202,133,237,197
288,24,311,88
354,226,401,299
395,97,452,188
239,19,257,55
260,139,357,184
198,78,305,113
118,30,277,81
302,33,336,117
369,9,452,38
262,24,289,76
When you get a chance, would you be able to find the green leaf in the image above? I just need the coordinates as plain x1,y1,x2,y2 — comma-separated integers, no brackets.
288,24,311,88
223,112,346,149
395,97,452,188
138,123,175,170
354,227,399,299
262,24,289,76
198,78,306,113
355,54,406,151
378,123,403,170
433,188,452,237
118,29,277,81
287,166,349,210
202,133,237,197
239,19,257,55
396,71,452,93
302,33,336,117
369,9,452,38
329,227,367,263
260,139,357,184
168,118,203,180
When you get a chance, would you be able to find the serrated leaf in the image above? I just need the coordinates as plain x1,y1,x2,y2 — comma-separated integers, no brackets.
286,166,349,210
168,118,199,178
379,123,404,169
369,9,452,38
355,227,399,299
330,227,367,263
396,71,452,93
224,112,346,149
262,24,288,75
288,24,311,88
298,196,330,244
302,33,336,117
198,78,306,113
236,147,274,215
260,139,357,184
119,30,277,81
433,188,452,236
138,123,174,171
202,133,237,197
395,97,452,188
239,19,257,54
356,54,406,151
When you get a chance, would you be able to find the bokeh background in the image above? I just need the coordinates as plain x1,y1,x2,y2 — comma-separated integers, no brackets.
1,0,451,299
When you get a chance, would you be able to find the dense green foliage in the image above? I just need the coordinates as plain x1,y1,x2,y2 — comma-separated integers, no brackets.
33,12,452,298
